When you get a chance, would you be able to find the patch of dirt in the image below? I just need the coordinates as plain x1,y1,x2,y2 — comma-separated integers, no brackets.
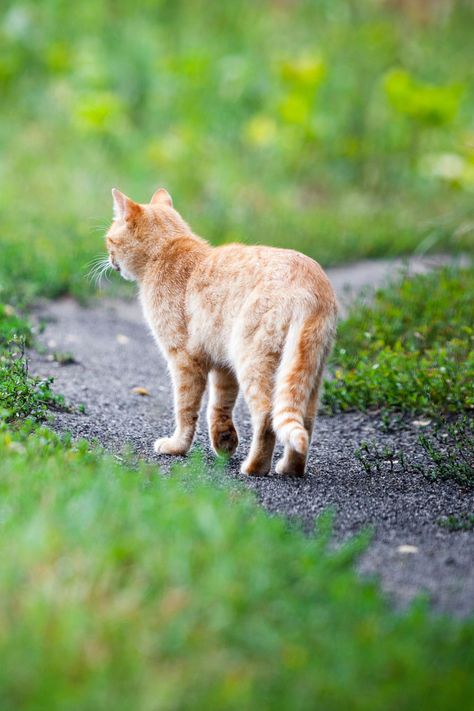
29,256,474,616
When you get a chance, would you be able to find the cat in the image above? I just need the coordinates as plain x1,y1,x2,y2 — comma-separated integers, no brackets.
106,188,338,476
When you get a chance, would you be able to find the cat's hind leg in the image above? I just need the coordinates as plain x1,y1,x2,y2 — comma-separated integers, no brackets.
154,353,208,456
207,367,239,457
237,356,277,476
275,375,320,477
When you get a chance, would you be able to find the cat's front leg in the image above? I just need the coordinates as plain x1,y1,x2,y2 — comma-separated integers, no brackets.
207,367,239,456
154,353,208,456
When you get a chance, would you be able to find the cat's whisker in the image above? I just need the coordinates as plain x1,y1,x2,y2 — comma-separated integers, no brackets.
86,262,106,279
93,261,113,289
86,258,111,286
86,254,109,267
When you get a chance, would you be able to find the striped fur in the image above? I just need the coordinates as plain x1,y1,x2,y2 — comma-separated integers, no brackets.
273,311,337,455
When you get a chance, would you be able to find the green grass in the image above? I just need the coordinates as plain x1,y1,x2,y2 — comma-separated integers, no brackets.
324,266,474,416
0,305,62,423
1,0,474,299
1,423,474,710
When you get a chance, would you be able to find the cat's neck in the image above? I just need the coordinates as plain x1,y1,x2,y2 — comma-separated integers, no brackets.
141,231,210,289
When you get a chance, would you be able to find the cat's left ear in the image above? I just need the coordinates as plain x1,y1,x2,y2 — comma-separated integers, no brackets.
112,188,141,222
150,187,173,208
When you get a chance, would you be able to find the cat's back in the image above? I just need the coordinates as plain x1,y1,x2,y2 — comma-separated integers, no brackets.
195,242,335,305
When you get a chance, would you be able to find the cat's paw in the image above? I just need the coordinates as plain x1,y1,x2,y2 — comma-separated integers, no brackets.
210,425,239,457
240,457,271,477
275,454,306,477
153,437,189,456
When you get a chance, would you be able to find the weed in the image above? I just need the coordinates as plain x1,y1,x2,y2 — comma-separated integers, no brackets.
51,351,76,365
0,337,64,423
355,417,474,488
419,417,474,488
355,440,404,476
438,514,474,532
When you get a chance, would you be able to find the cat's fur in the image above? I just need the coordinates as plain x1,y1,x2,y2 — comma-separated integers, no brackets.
106,188,338,476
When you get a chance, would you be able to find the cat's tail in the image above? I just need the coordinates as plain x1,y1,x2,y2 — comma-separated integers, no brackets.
272,308,337,454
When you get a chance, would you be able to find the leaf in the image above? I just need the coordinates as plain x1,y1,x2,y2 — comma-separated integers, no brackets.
131,387,150,397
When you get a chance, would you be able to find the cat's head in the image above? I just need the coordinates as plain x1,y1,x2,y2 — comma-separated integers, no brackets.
105,188,189,281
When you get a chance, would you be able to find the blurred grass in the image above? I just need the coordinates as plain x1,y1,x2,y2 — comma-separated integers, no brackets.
1,424,474,709
1,0,473,299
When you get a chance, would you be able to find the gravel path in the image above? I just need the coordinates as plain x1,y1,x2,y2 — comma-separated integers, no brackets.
29,256,474,617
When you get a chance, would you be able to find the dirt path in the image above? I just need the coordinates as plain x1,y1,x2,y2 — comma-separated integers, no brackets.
29,256,474,616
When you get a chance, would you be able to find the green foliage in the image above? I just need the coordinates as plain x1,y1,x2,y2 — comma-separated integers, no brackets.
419,416,474,488
353,416,473,488
0,306,63,423
0,342,59,422
355,441,402,476
439,514,474,532
384,69,461,127
0,424,473,709
0,303,30,346
324,267,474,416
0,0,473,298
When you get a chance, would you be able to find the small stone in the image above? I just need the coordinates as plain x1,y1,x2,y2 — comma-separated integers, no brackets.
397,544,419,554
4,304,15,316
116,334,130,344
412,419,431,428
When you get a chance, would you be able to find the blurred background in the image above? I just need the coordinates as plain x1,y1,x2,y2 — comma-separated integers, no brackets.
1,0,473,299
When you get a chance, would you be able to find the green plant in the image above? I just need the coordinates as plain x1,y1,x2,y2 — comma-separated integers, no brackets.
418,416,474,488
354,440,403,476
438,514,474,532
0,305,65,423
51,350,76,365
384,69,461,128
0,337,64,423
324,267,474,416
0,303,30,346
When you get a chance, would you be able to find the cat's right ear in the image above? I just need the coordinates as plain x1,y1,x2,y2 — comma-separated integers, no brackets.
112,188,141,222
150,187,173,208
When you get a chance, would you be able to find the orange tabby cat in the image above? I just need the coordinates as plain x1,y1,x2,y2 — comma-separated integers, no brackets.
106,188,338,476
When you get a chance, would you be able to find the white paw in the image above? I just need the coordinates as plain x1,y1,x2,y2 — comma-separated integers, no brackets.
274,457,289,475
240,458,270,477
153,437,188,456
274,455,306,477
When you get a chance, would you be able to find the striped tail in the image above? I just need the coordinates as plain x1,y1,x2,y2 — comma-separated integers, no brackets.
272,310,336,454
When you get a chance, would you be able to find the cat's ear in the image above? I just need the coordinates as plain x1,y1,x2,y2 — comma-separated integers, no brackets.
150,187,173,208
112,188,141,222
